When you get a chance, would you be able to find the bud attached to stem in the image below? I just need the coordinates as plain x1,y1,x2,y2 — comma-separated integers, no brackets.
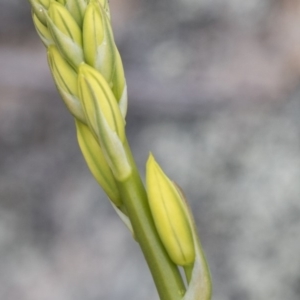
47,45,85,123
29,0,50,25
76,119,122,207
47,1,83,69
78,63,131,181
83,0,126,103
33,13,53,47
146,154,195,266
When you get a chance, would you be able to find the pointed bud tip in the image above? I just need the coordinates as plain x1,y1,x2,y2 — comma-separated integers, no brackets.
146,153,167,182
147,152,155,166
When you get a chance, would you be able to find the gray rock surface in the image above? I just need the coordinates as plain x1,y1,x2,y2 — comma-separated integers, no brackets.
0,0,300,299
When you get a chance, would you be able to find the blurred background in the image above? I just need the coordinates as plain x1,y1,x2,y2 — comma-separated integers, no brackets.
1,0,300,299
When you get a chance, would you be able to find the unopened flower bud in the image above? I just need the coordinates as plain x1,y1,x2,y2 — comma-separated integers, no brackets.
33,13,53,47
83,0,126,103
29,0,50,25
47,1,83,69
78,63,131,181
83,1,113,81
47,45,85,123
76,120,122,207
146,154,195,266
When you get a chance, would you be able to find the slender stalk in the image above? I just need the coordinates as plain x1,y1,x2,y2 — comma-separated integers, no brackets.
116,139,186,300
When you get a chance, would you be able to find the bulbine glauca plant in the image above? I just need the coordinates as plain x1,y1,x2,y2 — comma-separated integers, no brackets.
27,0,212,299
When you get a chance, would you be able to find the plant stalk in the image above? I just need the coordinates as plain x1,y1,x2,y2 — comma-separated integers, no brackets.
116,139,186,300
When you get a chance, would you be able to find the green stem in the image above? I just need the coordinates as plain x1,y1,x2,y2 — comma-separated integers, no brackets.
116,139,186,300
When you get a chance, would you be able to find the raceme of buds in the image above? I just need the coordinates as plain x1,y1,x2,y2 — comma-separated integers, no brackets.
76,119,122,207
47,45,86,123
78,63,131,181
146,154,195,266
46,1,83,69
83,0,126,103
28,1,212,297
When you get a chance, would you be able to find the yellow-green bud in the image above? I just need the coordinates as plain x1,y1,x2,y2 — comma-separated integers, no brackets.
33,13,53,47
78,63,125,140
29,0,50,25
83,0,126,103
78,63,131,181
47,1,83,69
83,1,114,82
47,46,86,123
146,154,195,266
65,0,87,27
76,119,122,207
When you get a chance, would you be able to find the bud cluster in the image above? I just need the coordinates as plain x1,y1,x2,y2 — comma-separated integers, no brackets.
28,1,211,297
29,0,130,206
